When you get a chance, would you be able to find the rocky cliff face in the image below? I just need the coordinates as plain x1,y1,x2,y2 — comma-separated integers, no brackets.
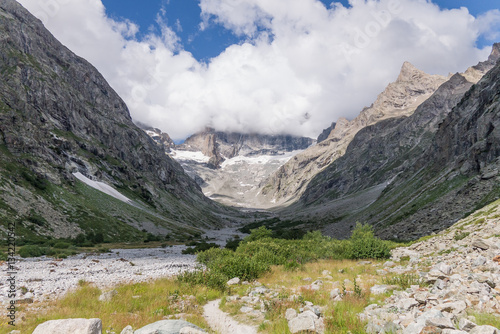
287,45,500,240
177,128,314,168
0,0,226,242
137,123,176,152
161,128,313,208
259,61,448,206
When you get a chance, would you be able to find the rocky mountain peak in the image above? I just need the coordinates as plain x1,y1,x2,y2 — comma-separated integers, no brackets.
488,42,500,63
175,128,314,169
396,61,427,83
463,43,500,83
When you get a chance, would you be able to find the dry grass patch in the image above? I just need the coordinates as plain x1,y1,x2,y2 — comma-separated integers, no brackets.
3,279,222,334
259,259,382,291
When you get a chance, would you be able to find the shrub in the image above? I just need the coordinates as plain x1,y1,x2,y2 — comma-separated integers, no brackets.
454,231,470,241
73,233,86,245
225,238,241,251
177,269,227,291
18,245,44,258
382,273,424,290
27,214,47,227
244,226,272,242
144,233,160,243
182,242,219,254
346,223,390,259
53,242,71,249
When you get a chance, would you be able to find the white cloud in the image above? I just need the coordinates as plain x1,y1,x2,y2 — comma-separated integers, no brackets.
16,0,500,140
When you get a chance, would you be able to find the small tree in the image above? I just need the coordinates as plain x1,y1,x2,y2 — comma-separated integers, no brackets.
347,223,390,259
244,226,272,242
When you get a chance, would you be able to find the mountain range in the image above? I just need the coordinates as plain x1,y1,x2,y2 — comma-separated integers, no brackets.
0,0,230,244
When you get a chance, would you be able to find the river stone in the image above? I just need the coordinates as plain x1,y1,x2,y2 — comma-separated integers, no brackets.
32,318,102,334
134,320,205,334
472,239,491,250
402,321,425,334
371,285,390,295
120,326,133,334
288,312,316,333
179,328,206,334
473,256,487,267
227,277,240,286
398,298,419,311
425,317,454,329
458,318,476,331
436,300,467,314
285,308,298,321
98,289,118,302
434,263,452,275
469,325,500,334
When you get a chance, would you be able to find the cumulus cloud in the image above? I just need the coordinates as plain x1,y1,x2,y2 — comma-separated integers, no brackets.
17,0,500,140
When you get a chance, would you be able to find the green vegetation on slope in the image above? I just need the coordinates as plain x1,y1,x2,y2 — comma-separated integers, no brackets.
178,224,392,291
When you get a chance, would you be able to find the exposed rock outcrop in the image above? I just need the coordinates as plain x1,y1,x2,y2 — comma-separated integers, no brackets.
293,45,500,240
177,128,314,169
259,61,448,206
137,122,175,152
0,0,225,241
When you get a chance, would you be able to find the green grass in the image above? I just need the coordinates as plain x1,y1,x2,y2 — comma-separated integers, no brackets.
470,312,500,329
4,279,223,333
179,225,393,291
382,273,425,290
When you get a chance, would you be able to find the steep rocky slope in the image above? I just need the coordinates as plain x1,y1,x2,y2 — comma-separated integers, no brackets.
0,0,227,242
290,45,500,240
259,62,448,206
176,128,314,168
362,198,500,333
136,122,175,153
153,128,314,208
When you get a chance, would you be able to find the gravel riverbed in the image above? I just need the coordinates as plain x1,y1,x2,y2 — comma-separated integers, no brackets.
1,245,197,304
1,227,246,305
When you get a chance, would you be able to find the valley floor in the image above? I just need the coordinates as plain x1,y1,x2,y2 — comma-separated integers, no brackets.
4,201,500,334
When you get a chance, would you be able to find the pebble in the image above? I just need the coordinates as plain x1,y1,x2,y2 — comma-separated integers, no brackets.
0,246,196,303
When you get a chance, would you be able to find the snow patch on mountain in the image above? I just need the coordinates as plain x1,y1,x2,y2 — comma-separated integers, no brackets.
221,150,303,168
73,172,132,204
170,149,211,164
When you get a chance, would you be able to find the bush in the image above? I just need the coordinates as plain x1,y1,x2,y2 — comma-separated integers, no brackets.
53,242,71,249
144,233,161,243
454,231,470,241
382,273,425,290
177,268,227,291
346,223,390,260
244,226,272,242
182,242,219,254
27,214,47,227
225,237,241,251
184,224,391,291
73,233,86,245
18,245,45,258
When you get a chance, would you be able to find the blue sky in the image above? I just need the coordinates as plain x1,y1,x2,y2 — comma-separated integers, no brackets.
102,0,499,62
19,0,500,139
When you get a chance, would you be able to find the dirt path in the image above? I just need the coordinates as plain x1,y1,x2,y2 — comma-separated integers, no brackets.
203,299,258,334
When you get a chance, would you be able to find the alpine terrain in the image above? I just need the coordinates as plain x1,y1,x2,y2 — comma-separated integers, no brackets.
146,128,314,208
0,0,230,244
272,44,500,240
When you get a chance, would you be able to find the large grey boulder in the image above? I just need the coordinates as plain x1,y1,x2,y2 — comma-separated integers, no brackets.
470,325,500,334
32,318,102,334
134,320,205,334
120,325,134,334
288,311,318,333
472,239,491,250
